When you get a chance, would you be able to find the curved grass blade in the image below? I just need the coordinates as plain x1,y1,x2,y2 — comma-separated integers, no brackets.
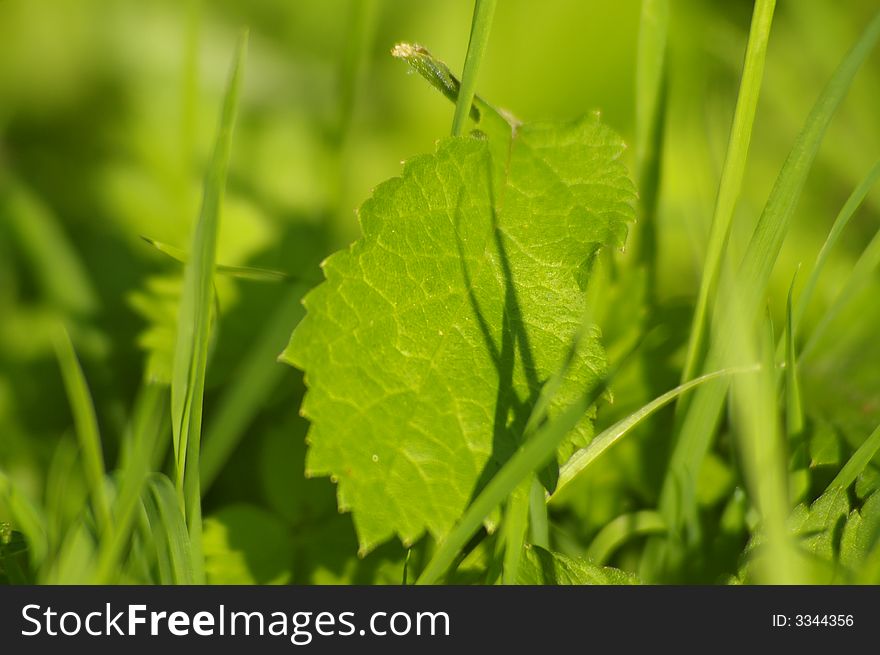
801,224,880,360
53,326,112,536
681,0,776,383
171,31,247,583
142,474,195,585
794,158,880,334
553,365,757,497
452,0,497,136
586,511,666,565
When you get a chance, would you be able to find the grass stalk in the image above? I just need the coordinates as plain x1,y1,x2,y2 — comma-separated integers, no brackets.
633,0,669,298
793,158,880,336
171,31,247,583
451,0,497,136
53,327,112,537
680,0,776,383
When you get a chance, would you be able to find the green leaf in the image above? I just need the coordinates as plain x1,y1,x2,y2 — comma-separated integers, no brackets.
203,504,293,585
856,469,880,500
828,421,880,491
517,544,638,585
840,492,880,571
284,114,635,551
790,487,849,560
808,421,842,468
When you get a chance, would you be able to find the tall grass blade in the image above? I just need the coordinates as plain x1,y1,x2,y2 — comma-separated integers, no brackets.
801,224,880,360
784,270,804,438
725,268,800,583
53,326,112,536
501,480,530,585
681,0,776,383
451,0,497,136
336,0,378,143
528,478,550,548
633,0,669,297
793,158,880,335
170,31,247,583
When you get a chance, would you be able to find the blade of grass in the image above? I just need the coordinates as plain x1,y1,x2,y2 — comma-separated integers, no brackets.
95,384,169,583
794,158,880,333
171,31,247,583
726,273,800,583
633,0,669,299
501,479,530,585
141,236,290,282
586,511,666,565
680,0,776,383
451,0,497,136
827,422,880,491
335,0,378,144
53,326,112,537
655,11,880,566
142,474,196,585
784,269,804,439
528,478,549,548
801,223,880,360
1,179,98,316
553,364,758,497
